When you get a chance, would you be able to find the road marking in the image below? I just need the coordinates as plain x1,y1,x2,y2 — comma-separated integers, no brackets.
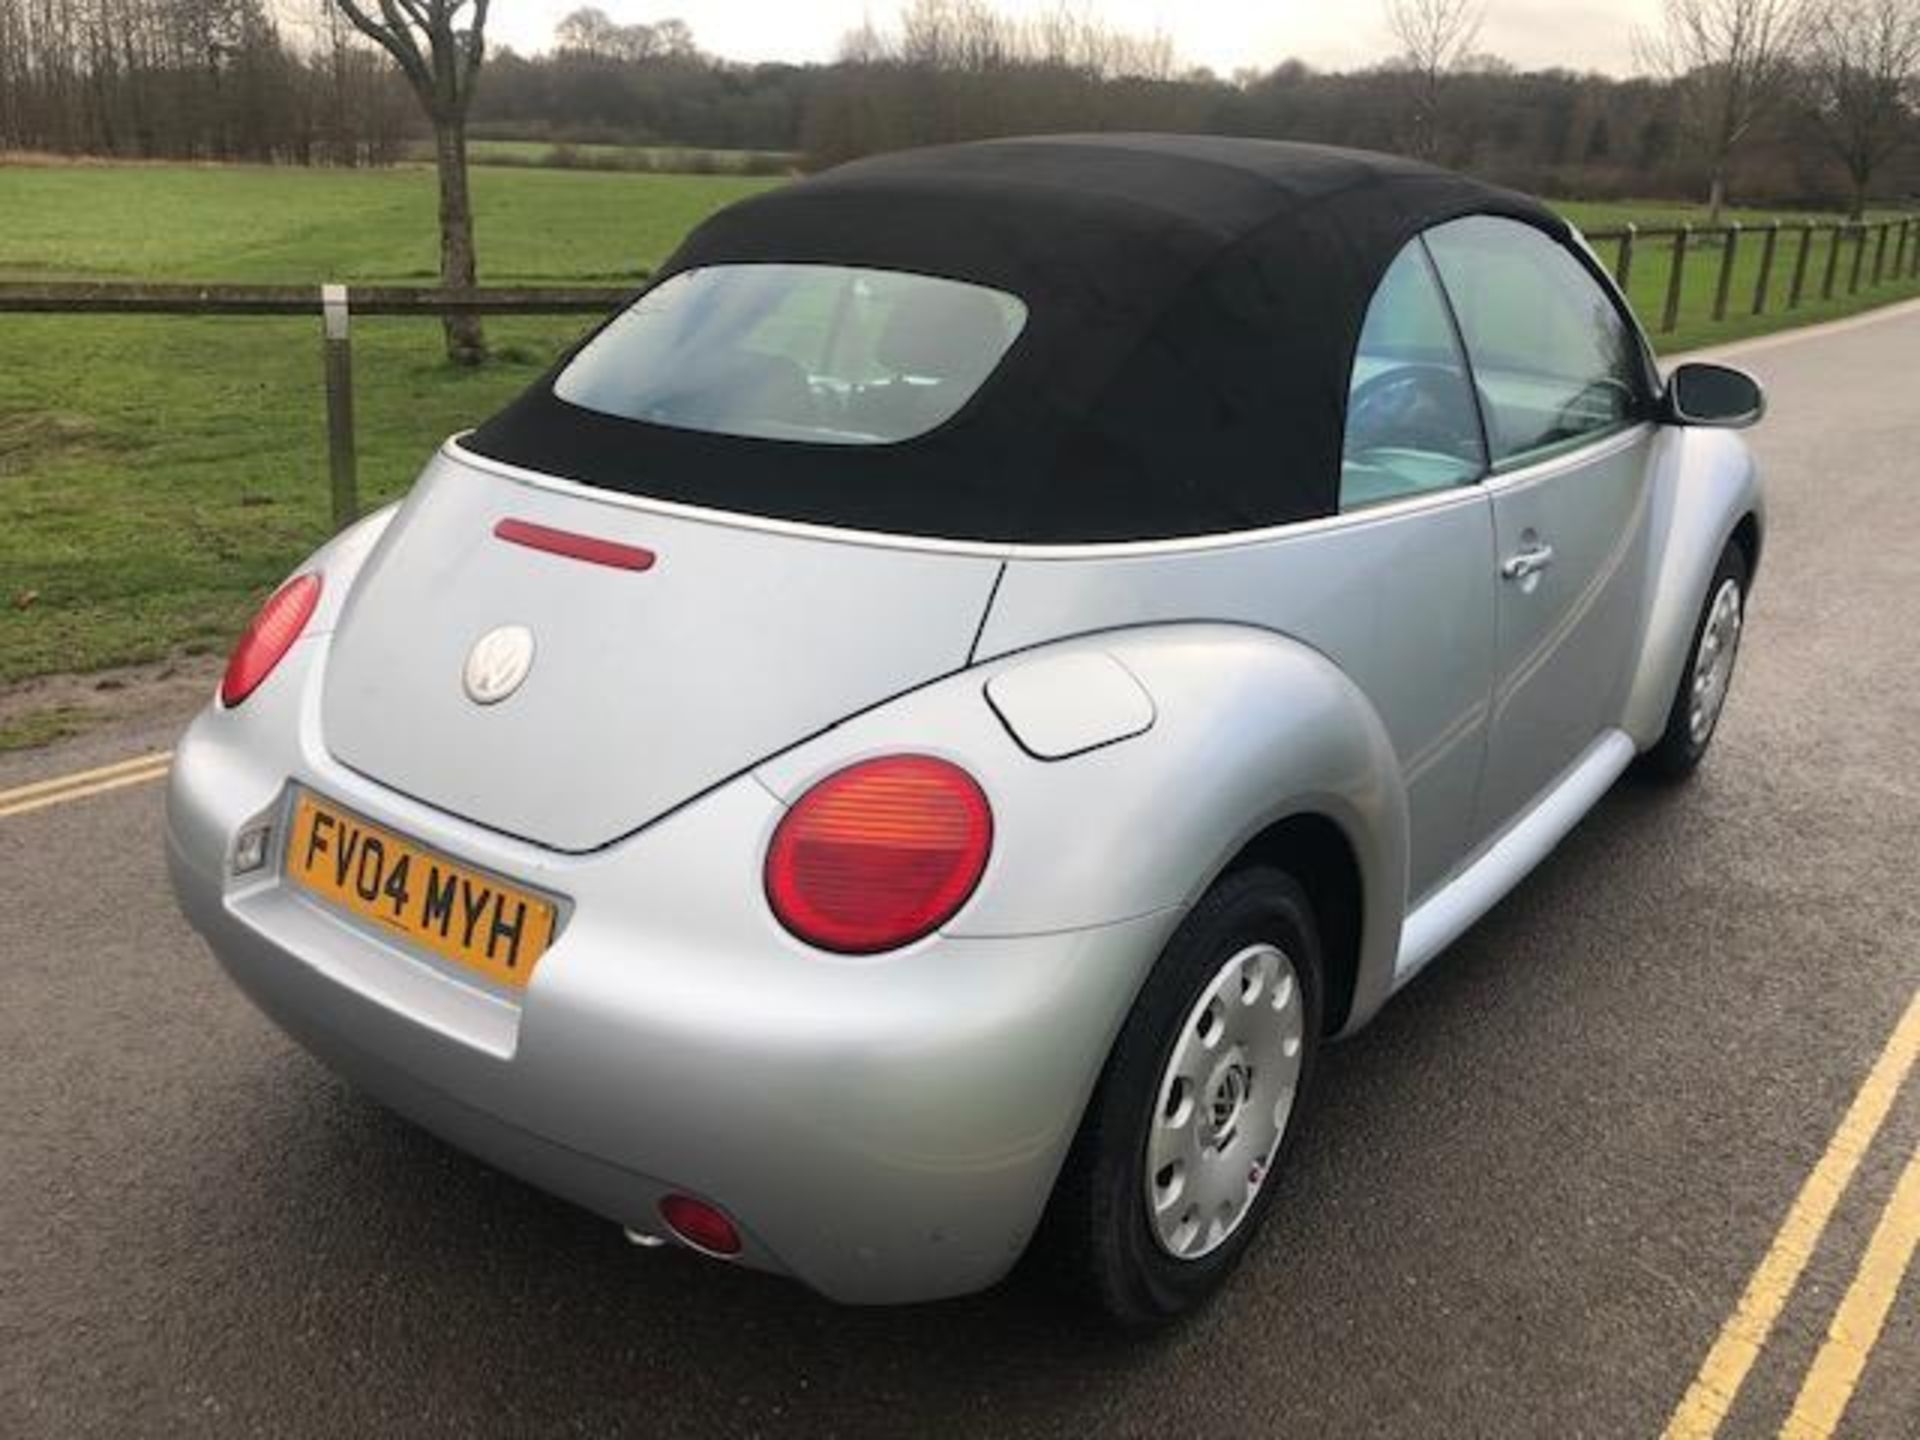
0,750,174,805
1778,1140,1920,1439
0,753,172,819
1663,989,1920,1439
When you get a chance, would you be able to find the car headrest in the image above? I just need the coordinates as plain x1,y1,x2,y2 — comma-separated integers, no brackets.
875,286,1014,380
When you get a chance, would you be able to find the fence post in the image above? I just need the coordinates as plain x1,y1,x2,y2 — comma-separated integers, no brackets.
1912,220,1920,278
1713,222,1740,321
1896,220,1911,281
1822,224,1844,300
1790,222,1814,308
1752,220,1779,315
1663,225,1691,333
1615,223,1636,290
321,283,358,531
1848,224,1867,293
1871,221,1889,285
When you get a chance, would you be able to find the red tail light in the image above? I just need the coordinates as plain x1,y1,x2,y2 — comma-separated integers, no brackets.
765,755,992,954
220,573,322,707
658,1194,742,1257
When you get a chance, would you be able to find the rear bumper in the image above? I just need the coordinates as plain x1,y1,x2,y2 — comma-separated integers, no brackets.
164,640,1175,1303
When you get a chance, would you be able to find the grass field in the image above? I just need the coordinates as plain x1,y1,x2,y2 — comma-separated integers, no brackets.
1,161,1915,711
0,163,777,282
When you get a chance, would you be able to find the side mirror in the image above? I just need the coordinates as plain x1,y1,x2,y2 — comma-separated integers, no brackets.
1663,362,1765,429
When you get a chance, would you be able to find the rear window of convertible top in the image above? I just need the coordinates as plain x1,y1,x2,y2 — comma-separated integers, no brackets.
554,264,1029,448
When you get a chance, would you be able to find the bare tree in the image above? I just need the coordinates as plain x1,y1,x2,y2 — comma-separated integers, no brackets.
330,0,490,364
1800,0,1920,217
554,5,619,57
1383,0,1484,160
1636,0,1810,222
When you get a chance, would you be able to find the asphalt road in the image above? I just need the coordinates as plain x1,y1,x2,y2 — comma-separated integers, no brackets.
4,304,1918,1439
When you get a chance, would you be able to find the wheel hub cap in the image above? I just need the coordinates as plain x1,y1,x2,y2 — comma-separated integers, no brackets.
1207,1061,1250,1142
1688,577,1744,746
1145,942,1304,1261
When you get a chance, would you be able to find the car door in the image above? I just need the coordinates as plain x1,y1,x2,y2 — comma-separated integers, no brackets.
1423,216,1658,838
1334,237,1499,901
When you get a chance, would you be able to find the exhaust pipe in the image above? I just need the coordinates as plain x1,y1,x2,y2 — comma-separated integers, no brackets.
622,1225,667,1249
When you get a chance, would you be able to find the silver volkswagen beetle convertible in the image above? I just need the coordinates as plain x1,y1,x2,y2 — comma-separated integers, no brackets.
168,135,1765,1324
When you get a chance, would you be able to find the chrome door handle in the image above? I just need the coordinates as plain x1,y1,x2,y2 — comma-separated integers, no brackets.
1500,543,1555,581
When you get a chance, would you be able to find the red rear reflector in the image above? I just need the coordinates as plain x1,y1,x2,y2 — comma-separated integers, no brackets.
658,1194,742,1257
220,573,322,707
765,755,993,954
493,518,655,571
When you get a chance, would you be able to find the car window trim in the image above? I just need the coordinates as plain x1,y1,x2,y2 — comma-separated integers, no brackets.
450,434,1493,563
1479,420,1652,495
1487,414,1643,476
1419,232,1495,480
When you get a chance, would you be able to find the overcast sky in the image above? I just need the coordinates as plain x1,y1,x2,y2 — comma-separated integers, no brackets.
489,1,1668,77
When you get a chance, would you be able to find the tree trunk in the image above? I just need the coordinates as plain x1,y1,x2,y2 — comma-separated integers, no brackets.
1706,169,1726,228
1847,167,1869,222
433,114,485,366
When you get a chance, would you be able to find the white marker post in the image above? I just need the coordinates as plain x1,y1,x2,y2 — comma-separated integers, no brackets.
321,283,357,530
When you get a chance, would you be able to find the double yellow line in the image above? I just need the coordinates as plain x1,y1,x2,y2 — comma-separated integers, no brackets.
0,750,173,820
1666,990,1920,1438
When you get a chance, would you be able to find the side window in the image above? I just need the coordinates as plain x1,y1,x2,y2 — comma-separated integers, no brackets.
1341,242,1486,512
1424,216,1645,468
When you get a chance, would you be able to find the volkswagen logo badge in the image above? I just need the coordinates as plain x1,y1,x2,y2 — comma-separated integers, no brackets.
463,624,535,705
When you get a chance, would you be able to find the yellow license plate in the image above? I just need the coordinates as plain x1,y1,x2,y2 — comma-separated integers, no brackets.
284,792,558,990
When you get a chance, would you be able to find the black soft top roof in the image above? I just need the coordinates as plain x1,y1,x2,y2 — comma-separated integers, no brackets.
467,135,1566,543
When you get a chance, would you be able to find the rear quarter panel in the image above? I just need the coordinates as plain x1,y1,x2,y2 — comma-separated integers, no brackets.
756,624,1411,1036
974,490,1496,907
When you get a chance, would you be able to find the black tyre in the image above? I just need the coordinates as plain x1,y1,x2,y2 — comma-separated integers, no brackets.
1045,865,1324,1328
1640,542,1749,782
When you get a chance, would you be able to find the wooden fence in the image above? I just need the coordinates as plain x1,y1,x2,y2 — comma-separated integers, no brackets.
0,281,634,528
1,217,1916,525
1594,217,1920,333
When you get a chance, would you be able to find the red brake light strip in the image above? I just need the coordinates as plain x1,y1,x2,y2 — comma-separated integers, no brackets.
493,518,656,572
